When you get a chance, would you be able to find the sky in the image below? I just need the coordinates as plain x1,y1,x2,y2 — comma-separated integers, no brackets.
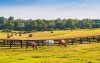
0,0,100,20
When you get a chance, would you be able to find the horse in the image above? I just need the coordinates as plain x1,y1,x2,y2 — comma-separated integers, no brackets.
43,40,54,46
24,41,37,51
58,40,66,47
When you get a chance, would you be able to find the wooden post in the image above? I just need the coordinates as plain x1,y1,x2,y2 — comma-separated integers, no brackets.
88,38,91,43
72,38,75,45
20,40,22,48
97,38,100,43
93,36,95,41
66,39,68,45
98,35,100,43
42,40,44,46
14,40,15,46
3,40,5,45
37,40,40,46
72,39,73,45
80,38,82,44
10,40,12,49
87,37,89,42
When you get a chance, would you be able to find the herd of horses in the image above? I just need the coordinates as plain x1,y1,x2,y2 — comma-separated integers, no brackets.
6,33,67,51
24,40,66,51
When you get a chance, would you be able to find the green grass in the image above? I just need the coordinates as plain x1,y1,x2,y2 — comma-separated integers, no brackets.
0,43,100,63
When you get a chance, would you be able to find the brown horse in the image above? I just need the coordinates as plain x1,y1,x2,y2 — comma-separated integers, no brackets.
25,41,37,51
58,40,66,47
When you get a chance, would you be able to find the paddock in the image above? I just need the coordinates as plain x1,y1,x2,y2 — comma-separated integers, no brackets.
0,35,100,49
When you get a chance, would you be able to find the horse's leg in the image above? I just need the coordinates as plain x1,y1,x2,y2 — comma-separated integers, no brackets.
35,45,37,50
62,43,64,45
51,43,53,46
26,45,28,51
32,45,34,50
48,43,49,47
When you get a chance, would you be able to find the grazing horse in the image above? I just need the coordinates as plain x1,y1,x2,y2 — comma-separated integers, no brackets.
58,40,66,47
25,41,37,51
43,40,54,46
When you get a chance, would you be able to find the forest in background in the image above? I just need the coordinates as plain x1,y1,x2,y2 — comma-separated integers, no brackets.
0,16,100,32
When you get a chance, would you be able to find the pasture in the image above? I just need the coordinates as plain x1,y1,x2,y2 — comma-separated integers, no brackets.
0,29,100,63
0,28,100,40
0,43,100,63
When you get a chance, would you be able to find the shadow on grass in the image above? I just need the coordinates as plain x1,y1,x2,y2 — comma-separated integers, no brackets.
31,56,51,58
17,58,25,60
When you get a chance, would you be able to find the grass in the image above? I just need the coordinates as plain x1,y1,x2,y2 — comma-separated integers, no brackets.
0,29,100,63
0,28,100,40
0,43,100,63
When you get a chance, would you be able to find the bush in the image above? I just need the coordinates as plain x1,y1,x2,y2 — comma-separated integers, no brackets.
47,28,55,31
64,28,70,30
2,29,12,32
19,31,22,34
32,30,37,33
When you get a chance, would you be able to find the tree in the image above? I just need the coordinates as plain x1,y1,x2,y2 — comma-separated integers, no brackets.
65,19,75,29
0,16,100,31
8,16,14,21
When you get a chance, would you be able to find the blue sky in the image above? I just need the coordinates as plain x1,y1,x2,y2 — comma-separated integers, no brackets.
0,0,100,19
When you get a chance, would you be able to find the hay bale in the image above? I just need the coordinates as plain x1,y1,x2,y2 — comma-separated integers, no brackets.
7,35,10,38
15,33,17,35
29,34,32,37
11,33,13,37
10,35,13,37
51,31,54,33
19,34,22,36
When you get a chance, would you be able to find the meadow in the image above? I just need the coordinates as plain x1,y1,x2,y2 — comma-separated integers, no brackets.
0,28,100,40
0,43,100,63
0,29,100,63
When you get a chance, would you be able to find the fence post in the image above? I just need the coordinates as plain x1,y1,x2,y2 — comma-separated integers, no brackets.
10,40,12,49
72,38,75,45
80,38,82,44
20,40,23,48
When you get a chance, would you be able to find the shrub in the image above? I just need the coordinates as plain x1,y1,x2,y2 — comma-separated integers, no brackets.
2,29,12,32
64,28,70,30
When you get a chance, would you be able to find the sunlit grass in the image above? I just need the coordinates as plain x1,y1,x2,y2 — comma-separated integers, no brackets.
0,29,100,63
0,43,100,63
0,28,100,40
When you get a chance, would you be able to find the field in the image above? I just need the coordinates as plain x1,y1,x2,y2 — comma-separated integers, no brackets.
0,29,100,63
0,28,100,40
0,43,100,63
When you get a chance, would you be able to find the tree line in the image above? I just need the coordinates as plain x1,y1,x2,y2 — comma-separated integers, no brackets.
0,16,100,31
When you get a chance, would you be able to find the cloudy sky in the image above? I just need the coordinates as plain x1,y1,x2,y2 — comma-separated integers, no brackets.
0,0,100,19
